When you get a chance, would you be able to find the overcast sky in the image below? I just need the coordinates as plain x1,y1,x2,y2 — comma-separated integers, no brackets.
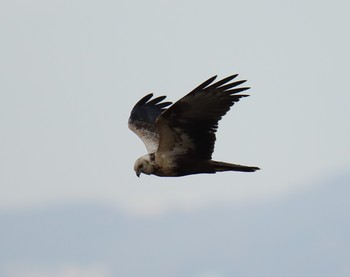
1,175,349,276
1,0,349,215
1,0,350,276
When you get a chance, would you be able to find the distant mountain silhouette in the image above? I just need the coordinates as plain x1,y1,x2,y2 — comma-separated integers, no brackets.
1,174,349,277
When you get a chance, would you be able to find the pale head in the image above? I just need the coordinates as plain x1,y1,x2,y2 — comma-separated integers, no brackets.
134,154,156,177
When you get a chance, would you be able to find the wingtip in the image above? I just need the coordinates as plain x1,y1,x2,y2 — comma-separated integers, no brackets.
245,166,261,172
205,75,218,84
229,73,239,79
148,95,167,105
222,74,239,83
143,92,154,99
135,93,153,106
228,87,251,95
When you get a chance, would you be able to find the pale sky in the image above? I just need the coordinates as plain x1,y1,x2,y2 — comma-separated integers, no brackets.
1,0,349,216
1,1,350,276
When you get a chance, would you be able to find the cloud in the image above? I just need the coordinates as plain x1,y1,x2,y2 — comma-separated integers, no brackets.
1,174,349,277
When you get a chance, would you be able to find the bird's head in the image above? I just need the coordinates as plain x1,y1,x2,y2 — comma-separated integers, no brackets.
134,154,155,177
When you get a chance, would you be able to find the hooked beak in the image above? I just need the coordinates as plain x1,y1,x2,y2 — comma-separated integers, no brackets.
136,170,141,178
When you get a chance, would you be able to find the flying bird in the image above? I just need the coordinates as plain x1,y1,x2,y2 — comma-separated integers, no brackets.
128,74,260,177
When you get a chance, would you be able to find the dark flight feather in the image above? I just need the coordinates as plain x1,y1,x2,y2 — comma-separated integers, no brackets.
128,93,172,153
128,74,260,177
157,75,250,160
129,93,172,125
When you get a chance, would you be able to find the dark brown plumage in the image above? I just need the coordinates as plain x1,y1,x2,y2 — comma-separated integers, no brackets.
128,74,260,177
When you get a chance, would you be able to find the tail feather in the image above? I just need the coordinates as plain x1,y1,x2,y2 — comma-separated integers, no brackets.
210,160,260,173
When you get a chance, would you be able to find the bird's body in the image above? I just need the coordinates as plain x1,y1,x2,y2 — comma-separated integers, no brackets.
128,74,260,177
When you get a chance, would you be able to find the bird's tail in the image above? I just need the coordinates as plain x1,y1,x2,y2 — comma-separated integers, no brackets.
210,160,260,172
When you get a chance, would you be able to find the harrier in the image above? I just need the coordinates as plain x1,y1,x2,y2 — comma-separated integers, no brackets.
128,74,260,177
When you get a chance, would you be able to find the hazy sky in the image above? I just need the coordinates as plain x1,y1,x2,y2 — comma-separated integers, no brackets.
1,175,349,276
1,0,349,216
1,1,350,276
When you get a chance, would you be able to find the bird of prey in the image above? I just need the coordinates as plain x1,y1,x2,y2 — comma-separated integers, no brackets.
128,74,260,177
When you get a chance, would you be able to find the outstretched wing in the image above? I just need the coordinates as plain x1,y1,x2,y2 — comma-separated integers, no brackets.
128,93,172,153
156,75,249,159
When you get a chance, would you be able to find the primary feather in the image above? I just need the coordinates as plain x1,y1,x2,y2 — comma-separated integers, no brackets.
128,75,260,177
157,74,249,160
128,93,172,153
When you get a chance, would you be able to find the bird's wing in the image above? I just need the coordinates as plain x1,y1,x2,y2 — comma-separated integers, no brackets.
128,93,172,153
156,75,249,159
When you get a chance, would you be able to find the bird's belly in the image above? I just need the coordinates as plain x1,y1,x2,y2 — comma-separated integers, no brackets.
154,153,178,176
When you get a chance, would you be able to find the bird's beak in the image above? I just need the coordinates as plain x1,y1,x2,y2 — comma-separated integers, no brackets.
136,170,141,178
